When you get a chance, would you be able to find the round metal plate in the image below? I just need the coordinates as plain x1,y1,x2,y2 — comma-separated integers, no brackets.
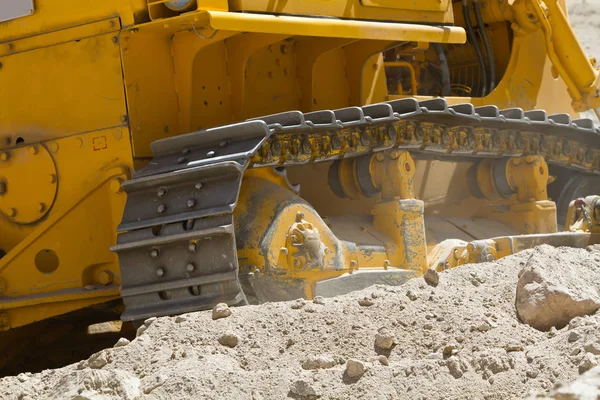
0,144,58,224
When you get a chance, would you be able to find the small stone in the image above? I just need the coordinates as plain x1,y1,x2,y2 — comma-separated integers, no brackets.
88,352,108,369
526,369,539,379
569,331,582,343
423,323,433,330
286,338,296,348
212,303,232,320
505,344,524,352
218,332,239,348
291,299,306,309
136,325,147,337
175,316,187,323
424,268,439,287
375,327,396,350
358,297,374,307
579,353,598,374
289,380,318,398
114,337,131,348
17,373,28,382
548,327,558,338
446,356,464,378
304,305,316,313
406,290,418,301
302,354,339,370
428,353,443,360
572,348,582,356
443,345,458,358
345,359,367,379
477,322,490,332
313,296,326,305
378,355,389,366
144,317,157,327
585,342,600,355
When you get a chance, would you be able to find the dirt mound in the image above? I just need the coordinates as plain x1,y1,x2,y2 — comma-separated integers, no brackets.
2,244,600,400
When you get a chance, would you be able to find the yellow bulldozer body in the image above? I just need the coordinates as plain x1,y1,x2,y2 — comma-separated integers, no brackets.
1,0,600,367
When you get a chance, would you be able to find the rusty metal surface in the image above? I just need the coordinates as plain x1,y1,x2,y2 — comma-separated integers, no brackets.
113,97,600,321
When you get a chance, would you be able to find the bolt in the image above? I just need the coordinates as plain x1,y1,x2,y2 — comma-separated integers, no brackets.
384,260,390,270
350,260,358,269
207,150,215,157
296,211,305,222
0,313,9,329
120,115,128,123
390,150,400,160
0,279,6,293
0,152,9,161
110,178,123,193
188,242,197,252
187,199,196,208
186,263,195,272
453,249,460,260
219,140,228,147
467,242,476,253
194,182,203,190
7,208,16,217
376,153,385,162
290,234,298,243
37,203,46,213
28,146,38,155
157,188,167,197
182,148,191,155
156,267,165,277
0,181,5,195
157,204,166,213
486,254,495,262
280,247,289,255
111,36,119,43
49,174,57,184
150,249,160,258
97,270,114,285
177,156,187,164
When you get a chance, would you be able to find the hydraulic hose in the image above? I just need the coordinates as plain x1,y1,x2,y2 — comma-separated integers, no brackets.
473,0,496,93
433,43,452,96
462,0,487,97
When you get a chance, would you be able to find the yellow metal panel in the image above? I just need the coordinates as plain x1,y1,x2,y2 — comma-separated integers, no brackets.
229,0,455,23
193,10,466,43
0,27,128,147
0,0,146,42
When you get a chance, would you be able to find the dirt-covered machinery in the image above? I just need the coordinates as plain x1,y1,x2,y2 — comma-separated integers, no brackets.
2,0,600,370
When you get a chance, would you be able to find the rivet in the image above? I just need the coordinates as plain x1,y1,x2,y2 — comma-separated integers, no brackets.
156,267,165,277
157,188,167,197
49,174,57,184
97,270,114,285
188,242,197,252
150,249,160,258
194,182,203,190
186,263,195,272
187,199,196,208
376,153,385,162
111,36,119,43
120,115,128,123
207,150,215,157
37,203,46,213
177,156,187,164
28,146,38,155
7,208,16,217
390,150,400,160
0,152,9,161
157,204,166,213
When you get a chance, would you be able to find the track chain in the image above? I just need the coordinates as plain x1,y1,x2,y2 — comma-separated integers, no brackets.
112,97,600,321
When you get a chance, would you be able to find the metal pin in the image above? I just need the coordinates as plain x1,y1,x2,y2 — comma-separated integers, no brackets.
156,267,165,277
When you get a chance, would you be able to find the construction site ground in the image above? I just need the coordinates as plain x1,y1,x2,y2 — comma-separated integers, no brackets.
2,1,600,398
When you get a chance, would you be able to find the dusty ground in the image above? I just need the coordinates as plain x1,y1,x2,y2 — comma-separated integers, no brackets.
2,244,600,400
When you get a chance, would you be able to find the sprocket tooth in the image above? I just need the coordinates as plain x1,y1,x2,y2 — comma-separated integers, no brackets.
474,105,499,118
524,110,548,123
386,98,420,116
499,108,525,121
548,113,572,126
449,103,476,117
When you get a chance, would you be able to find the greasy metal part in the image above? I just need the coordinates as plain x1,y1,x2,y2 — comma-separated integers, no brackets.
114,97,600,320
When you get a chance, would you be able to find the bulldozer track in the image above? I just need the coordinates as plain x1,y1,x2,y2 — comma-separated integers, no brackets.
111,97,600,322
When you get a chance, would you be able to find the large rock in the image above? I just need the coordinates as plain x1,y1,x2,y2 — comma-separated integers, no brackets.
529,365,600,399
516,249,600,331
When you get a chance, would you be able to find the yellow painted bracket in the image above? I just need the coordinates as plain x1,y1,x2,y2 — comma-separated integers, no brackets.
188,10,466,43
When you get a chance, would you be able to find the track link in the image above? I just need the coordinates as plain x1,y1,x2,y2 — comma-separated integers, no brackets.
111,98,600,322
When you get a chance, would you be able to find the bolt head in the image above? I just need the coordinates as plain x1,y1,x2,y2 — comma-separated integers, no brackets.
7,208,16,217
390,150,400,160
187,199,196,208
376,153,385,162
49,174,57,184
157,188,167,197
188,242,197,252
110,178,123,194
182,147,191,155
120,115,128,123
207,150,215,157
97,270,114,285
350,260,358,267
194,182,203,190
186,263,195,272
28,146,38,155
156,267,165,277
37,203,46,213
157,204,166,213
0,152,9,161
150,249,160,258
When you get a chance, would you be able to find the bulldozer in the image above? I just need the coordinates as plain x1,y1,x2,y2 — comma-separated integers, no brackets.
2,0,600,373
